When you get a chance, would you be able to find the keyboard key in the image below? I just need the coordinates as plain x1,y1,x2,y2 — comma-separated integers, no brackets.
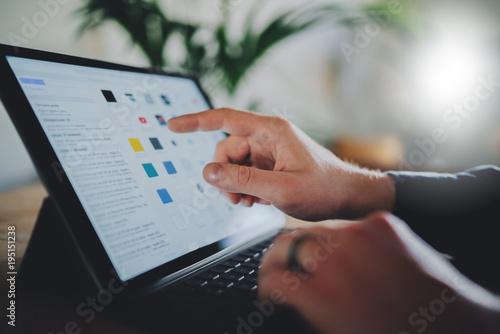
243,261,260,269
234,281,257,291
258,238,273,245
199,271,220,280
222,272,245,281
199,286,223,295
220,260,241,268
210,266,232,274
240,250,260,258
232,255,251,263
184,278,208,287
233,266,255,275
210,279,234,289
248,246,264,253
245,275,258,283
253,252,263,260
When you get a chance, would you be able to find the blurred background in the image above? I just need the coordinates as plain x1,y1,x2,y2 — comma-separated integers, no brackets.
1,0,500,192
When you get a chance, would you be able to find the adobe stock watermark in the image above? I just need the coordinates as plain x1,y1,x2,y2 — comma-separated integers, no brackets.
340,0,413,64
224,234,340,334
6,0,74,53
48,270,128,334
398,287,457,334
174,179,220,230
397,74,499,172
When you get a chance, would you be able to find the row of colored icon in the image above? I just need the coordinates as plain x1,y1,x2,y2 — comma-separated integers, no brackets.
128,137,183,152
101,89,172,106
138,114,168,126
142,161,177,178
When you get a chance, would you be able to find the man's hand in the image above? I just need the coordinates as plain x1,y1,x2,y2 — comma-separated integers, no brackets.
168,108,395,221
258,211,500,334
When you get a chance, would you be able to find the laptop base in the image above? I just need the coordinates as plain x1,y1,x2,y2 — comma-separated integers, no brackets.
18,197,92,295
16,197,319,333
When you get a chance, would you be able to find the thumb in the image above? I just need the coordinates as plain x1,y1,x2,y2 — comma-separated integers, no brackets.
203,162,286,203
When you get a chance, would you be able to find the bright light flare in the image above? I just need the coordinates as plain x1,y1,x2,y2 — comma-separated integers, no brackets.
412,39,482,113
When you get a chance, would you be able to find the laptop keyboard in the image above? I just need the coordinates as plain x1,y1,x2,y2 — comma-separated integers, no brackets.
121,234,319,333
176,236,274,297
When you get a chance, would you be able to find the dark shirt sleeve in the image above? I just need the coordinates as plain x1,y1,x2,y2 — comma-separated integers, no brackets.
386,165,500,293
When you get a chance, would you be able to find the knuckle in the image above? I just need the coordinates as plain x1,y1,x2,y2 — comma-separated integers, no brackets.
237,165,251,186
236,140,249,155
275,116,290,127
343,223,371,245
364,211,396,234
255,127,273,142
269,116,291,132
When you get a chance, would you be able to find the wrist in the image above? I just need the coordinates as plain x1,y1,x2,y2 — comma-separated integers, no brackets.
341,165,395,219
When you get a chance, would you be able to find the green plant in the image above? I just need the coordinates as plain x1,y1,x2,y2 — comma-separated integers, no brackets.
77,0,392,95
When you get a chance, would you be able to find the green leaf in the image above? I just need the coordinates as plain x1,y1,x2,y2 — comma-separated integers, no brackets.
75,1,411,95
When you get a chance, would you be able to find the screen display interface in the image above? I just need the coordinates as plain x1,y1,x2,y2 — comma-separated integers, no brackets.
6,56,282,280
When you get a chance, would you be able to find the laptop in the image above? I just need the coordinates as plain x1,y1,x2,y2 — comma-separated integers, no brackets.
0,44,314,333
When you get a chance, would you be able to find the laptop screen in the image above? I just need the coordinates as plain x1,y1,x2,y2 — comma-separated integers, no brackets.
6,55,283,281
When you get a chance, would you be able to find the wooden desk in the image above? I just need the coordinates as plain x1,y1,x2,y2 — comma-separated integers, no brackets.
0,181,311,333
0,182,47,299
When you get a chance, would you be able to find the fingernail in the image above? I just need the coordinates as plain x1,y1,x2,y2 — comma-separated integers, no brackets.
166,119,175,130
204,163,223,183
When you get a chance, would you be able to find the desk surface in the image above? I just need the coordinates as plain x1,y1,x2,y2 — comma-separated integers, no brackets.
0,181,313,333
0,182,48,272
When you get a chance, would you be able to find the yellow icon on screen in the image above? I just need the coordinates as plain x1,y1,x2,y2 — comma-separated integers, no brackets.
128,138,144,152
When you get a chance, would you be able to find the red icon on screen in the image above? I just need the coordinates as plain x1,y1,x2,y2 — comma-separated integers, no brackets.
139,117,147,124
